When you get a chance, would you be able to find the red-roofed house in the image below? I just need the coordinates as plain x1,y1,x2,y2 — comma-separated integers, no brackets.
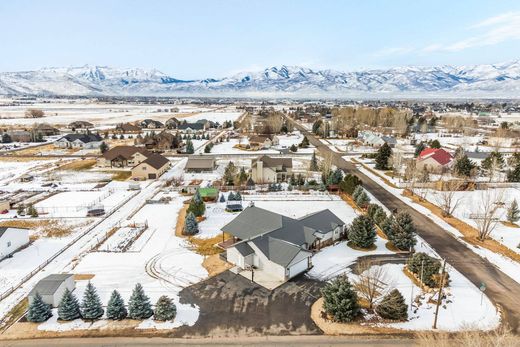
416,148,453,173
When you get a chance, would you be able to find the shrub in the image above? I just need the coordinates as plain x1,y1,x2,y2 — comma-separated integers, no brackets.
321,275,360,322
376,289,408,320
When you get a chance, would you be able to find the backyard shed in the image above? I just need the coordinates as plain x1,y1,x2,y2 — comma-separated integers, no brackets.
28,274,75,307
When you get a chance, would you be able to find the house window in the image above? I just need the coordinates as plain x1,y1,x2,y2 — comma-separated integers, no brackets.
7,241,11,247
142,166,147,170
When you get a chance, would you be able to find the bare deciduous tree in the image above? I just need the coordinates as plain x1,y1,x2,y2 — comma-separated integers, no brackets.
353,260,389,309
473,189,504,241
434,180,463,217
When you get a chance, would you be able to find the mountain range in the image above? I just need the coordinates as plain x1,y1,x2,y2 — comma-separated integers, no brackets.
0,61,519,98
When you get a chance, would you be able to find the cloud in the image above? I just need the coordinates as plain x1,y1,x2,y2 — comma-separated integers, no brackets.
371,11,520,58
422,11,520,53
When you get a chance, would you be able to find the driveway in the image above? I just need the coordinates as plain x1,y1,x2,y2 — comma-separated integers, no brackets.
174,271,324,337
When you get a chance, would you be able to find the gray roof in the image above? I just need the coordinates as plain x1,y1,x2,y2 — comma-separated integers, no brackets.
234,241,254,256
251,236,311,267
185,157,215,170
29,274,74,296
298,209,344,234
252,155,292,169
0,226,29,238
60,133,102,143
178,122,205,130
221,206,284,240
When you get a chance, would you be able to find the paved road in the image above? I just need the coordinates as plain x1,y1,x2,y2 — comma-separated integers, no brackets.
286,116,520,332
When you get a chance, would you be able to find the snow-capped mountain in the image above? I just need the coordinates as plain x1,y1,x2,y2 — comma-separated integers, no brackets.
0,62,519,97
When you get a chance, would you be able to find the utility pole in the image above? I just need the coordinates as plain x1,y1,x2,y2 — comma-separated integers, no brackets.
432,259,447,329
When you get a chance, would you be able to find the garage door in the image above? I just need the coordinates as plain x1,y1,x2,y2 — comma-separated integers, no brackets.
148,173,157,179
287,258,308,278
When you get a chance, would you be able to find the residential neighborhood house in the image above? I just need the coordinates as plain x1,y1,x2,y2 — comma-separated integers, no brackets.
251,155,292,183
0,227,30,260
55,133,103,149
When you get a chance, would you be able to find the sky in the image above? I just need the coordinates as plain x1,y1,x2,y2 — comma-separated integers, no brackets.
1,0,519,79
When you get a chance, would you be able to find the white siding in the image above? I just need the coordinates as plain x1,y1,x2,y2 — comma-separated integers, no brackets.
287,258,308,278
0,228,29,259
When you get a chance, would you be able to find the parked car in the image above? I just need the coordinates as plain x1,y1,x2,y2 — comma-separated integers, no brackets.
87,208,105,217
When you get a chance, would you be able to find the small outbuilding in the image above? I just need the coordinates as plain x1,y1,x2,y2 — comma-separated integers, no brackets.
0,227,30,260
185,157,216,173
28,274,75,307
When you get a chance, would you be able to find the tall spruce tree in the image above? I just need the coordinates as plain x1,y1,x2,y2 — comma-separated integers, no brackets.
228,191,235,201
414,142,426,157
183,211,199,235
27,292,52,322
339,174,362,195
128,283,153,319
375,143,392,170
188,190,205,217
355,191,370,209
376,289,408,320
309,151,319,171
235,191,242,201
58,288,81,321
106,290,127,320
454,154,476,177
407,253,442,287
321,275,360,323
507,199,520,224
219,194,226,203
430,139,441,149
507,162,520,182
348,215,376,249
389,212,417,251
154,296,177,321
352,185,364,201
185,139,194,154
81,282,104,321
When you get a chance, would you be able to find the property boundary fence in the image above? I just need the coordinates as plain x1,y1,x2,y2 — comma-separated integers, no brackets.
0,190,139,304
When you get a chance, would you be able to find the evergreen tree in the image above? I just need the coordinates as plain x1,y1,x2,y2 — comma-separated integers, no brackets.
454,154,476,177
321,275,360,323
388,212,417,251
312,120,323,135
183,211,199,235
355,191,370,209
339,174,362,195
128,283,153,320
380,215,394,239
414,142,426,157
287,184,293,191
430,139,441,149
106,290,127,320
481,151,505,173
27,204,38,217
376,289,408,320
2,133,12,143
219,194,226,203
238,167,248,185
507,199,520,224
204,143,213,153
328,168,343,185
290,144,298,152
348,215,376,248
27,293,52,323
188,190,205,217
367,204,383,221
373,208,388,227
58,288,81,321
223,161,237,185
507,162,520,182
154,296,177,321
352,185,364,201
17,203,25,216
235,191,242,201
299,136,310,148
99,141,108,154
309,151,319,171
246,177,255,188
228,191,235,201
81,282,104,321
407,253,442,287
185,139,194,154
375,143,392,170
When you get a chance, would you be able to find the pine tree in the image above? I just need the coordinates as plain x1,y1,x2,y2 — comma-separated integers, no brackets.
454,154,476,177
238,167,248,185
154,295,177,321
128,283,153,319
290,144,298,152
373,208,388,227
228,191,235,201
507,199,520,224
223,161,237,185
17,203,25,216
309,151,319,171
235,191,242,201
188,190,205,217
287,184,293,191
339,174,362,195
375,289,408,320
389,212,417,251
219,194,226,203
81,282,104,321
27,292,52,322
321,275,360,322
407,253,443,287
507,162,520,182
27,204,38,217
185,139,194,154
183,211,199,235
481,151,505,173
367,204,383,221
352,185,364,201
375,143,392,170
414,142,426,157
106,290,127,320
99,141,108,154
430,139,441,149
355,191,370,209
348,215,376,249
299,136,310,148
380,215,394,239
58,288,81,321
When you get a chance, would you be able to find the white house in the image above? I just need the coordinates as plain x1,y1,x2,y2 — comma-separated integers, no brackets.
251,155,292,183
0,227,30,260
55,133,103,149
28,274,75,307
222,206,345,285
